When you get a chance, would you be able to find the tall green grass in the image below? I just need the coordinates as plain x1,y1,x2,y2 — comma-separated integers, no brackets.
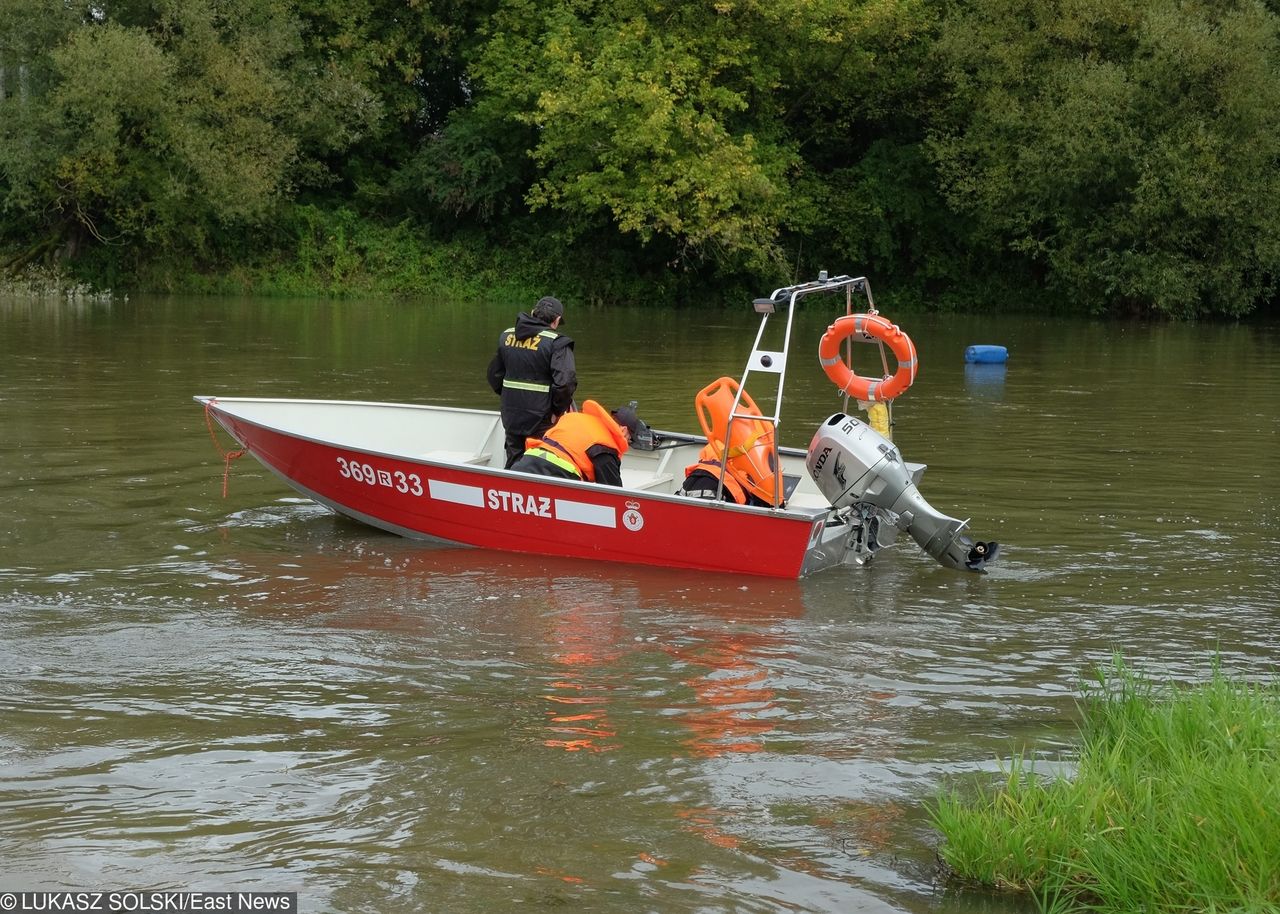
931,659,1280,913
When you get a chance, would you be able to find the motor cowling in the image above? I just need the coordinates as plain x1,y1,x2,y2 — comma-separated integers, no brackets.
805,413,999,573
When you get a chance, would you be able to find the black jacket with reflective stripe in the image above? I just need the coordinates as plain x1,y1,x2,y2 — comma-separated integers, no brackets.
486,312,577,435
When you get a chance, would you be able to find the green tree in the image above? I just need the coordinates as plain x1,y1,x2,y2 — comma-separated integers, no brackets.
416,0,934,280
930,0,1280,317
0,0,84,265
0,0,379,274
772,0,952,297
289,0,484,198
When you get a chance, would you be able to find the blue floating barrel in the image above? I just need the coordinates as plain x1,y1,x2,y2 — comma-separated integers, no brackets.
965,344,1008,364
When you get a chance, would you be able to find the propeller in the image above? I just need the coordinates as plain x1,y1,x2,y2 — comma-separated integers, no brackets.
965,541,1000,573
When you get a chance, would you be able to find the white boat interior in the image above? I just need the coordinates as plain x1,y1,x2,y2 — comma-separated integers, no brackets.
196,396,838,513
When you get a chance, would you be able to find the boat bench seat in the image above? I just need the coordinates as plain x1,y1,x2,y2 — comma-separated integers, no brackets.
785,492,832,510
623,471,674,492
419,449,492,466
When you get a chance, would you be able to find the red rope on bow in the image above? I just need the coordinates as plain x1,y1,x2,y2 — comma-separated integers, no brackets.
204,400,246,498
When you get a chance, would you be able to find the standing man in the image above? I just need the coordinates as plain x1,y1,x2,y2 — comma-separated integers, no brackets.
487,295,577,467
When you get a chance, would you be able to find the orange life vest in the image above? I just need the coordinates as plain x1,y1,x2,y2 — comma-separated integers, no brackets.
525,400,630,481
694,377,780,506
684,443,750,504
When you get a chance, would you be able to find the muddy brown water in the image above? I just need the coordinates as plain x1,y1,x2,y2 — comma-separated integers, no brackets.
2,293,1277,912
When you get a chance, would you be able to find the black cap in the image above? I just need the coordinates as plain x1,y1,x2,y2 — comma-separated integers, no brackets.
535,295,565,324
610,405,643,438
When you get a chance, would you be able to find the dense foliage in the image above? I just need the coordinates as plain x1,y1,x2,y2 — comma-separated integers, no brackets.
3,0,1279,316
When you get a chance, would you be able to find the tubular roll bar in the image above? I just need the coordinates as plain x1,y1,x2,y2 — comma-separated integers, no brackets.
717,274,878,508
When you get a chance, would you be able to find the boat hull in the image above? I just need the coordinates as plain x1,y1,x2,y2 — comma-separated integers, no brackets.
205,401,834,578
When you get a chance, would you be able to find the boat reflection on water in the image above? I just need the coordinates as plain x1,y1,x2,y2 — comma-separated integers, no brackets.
541,598,624,753
963,362,1008,398
210,539,805,759
539,590,794,757
667,625,783,758
197,538,922,882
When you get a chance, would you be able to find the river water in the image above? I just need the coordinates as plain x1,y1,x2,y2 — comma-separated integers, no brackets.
1,291,1277,912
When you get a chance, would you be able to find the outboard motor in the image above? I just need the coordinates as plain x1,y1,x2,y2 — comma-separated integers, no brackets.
805,413,999,573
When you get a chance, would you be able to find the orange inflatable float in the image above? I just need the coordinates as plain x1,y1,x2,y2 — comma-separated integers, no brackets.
817,313,917,401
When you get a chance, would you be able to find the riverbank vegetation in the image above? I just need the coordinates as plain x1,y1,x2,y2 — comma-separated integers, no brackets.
3,0,1280,316
931,660,1280,913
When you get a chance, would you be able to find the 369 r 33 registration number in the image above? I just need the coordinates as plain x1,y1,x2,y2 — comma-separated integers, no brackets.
336,456,423,496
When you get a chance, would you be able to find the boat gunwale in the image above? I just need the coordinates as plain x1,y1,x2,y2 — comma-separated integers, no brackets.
195,395,832,523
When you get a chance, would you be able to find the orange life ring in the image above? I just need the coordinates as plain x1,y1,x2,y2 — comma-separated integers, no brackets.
818,313,917,401
694,377,780,506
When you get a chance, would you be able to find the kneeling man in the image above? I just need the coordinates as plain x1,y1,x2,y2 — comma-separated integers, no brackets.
511,401,642,487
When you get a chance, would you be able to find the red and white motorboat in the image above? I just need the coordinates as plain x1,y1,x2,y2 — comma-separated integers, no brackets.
197,274,999,578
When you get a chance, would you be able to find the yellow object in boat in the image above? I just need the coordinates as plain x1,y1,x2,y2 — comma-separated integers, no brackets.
862,400,891,439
